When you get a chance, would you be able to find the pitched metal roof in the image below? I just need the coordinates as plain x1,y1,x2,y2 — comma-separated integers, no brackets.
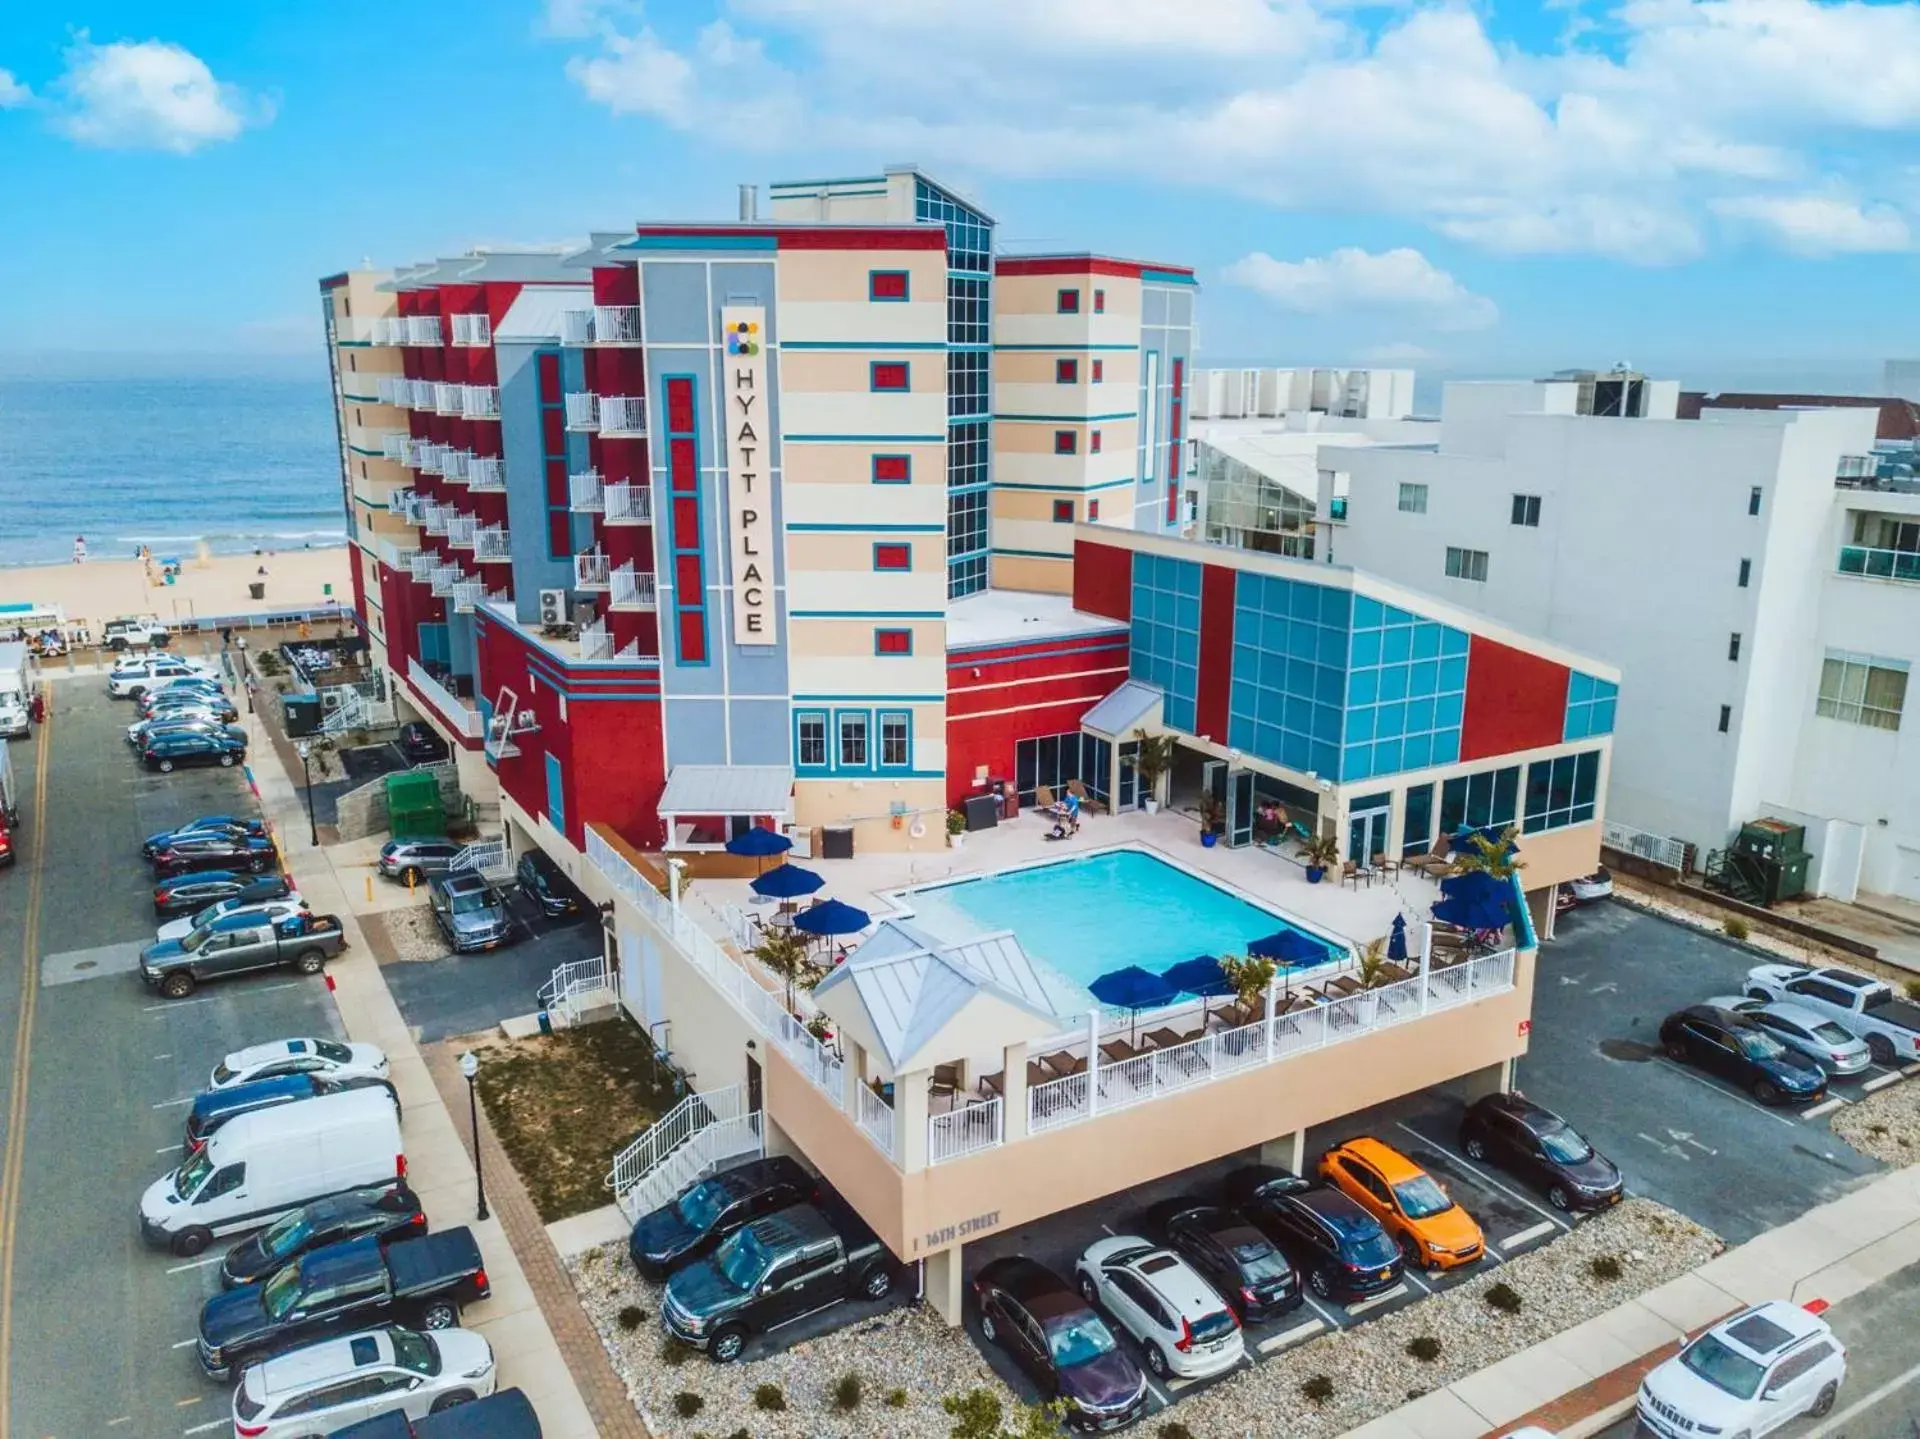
1081,680,1164,738
656,765,793,816
495,285,591,342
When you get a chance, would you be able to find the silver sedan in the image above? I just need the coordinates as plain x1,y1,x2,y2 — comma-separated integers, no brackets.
1707,996,1872,1075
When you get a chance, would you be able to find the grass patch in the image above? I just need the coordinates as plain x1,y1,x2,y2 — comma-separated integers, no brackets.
1484,1281,1524,1314
1158,1423,1197,1439
885,1389,908,1409
1301,1375,1335,1404
660,1337,694,1367
1406,1335,1442,1362
616,1305,644,1331
753,1383,786,1411
471,1021,681,1222
831,1373,863,1412
672,1393,704,1419
1723,916,1751,941
1589,1255,1624,1282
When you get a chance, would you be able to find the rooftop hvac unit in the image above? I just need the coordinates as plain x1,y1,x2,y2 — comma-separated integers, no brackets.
537,588,567,625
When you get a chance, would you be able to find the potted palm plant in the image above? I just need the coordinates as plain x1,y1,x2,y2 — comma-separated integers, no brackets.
1197,791,1224,847
1131,729,1174,815
1220,953,1277,1016
1299,831,1341,883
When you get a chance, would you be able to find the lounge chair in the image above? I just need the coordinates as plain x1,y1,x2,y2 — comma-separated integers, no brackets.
1100,1037,1149,1065
1066,779,1105,815
1408,837,1452,876
1039,1051,1087,1080
1215,999,1260,1029
1034,784,1059,815
978,1070,1005,1098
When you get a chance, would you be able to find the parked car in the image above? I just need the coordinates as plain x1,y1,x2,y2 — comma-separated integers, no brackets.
129,717,248,751
398,722,450,766
1658,1005,1829,1105
1636,1301,1844,1439
971,1255,1149,1433
103,615,172,651
143,729,247,772
429,874,512,953
1705,997,1873,1077
1075,1236,1245,1381
378,837,463,886
230,1325,495,1439
142,814,265,858
1221,1165,1404,1300
326,1387,541,1439
149,832,276,877
0,821,12,869
1568,867,1614,903
629,1155,818,1280
138,680,230,713
106,654,207,697
515,848,584,918
153,871,291,918
1319,1137,1487,1271
1744,964,1920,1066
1143,1197,1300,1323
661,1199,894,1362
1459,1093,1624,1212
186,1071,398,1155
198,1228,490,1379
222,1184,427,1286
158,893,307,943
138,694,238,726
142,910,346,999
0,693,26,739
212,1038,389,1090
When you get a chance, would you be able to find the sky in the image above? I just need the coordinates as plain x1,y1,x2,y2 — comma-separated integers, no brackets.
3,0,1919,393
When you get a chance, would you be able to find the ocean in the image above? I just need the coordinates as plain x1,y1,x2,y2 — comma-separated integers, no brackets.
0,376,346,567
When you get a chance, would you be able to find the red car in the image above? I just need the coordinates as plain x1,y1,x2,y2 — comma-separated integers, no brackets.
0,822,13,868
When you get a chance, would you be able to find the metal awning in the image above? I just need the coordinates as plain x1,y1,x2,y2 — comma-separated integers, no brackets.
656,764,793,817
1081,680,1164,738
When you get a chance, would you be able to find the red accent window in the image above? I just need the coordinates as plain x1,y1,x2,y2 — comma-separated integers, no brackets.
1053,500,1074,522
537,352,561,393
675,553,702,594
874,543,911,571
1089,499,1101,521
1057,289,1081,314
667,378,695,435
868,270,909,301
871,362,909,392
1094,289,1106,313
1090,430,1102,454
875,628,912,655
1056,358,1079,384
872,455,910,483
677,611,707,664
1054,430,1077,456
1092,359,1105,382
670,438,697,490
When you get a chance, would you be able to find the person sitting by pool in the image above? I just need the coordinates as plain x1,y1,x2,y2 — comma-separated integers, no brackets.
1044,817,1073,842
1062,790,1082,832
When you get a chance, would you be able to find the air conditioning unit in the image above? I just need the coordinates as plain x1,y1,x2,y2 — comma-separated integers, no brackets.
537,588,567,625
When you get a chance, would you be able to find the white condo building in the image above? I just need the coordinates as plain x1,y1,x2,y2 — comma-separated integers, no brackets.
1314,374,1920,906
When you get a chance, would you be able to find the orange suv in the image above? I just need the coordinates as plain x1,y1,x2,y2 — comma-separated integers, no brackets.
1318,1136,1485,1271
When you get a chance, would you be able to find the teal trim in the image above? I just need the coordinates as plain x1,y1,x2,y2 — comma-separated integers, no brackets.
790,609,944,619
1141,269,1200,285
769,174,886,190
876,708,913,769
619,234,778,251
992,343,1138,352
997,411,1139,423
335,340,372,348
989,547,1070,559
993,477,1136,492
784,433,948,443
347,445,386,457
869,269,911,302
781,341,948,350
795,693,944,702
788,522,943,533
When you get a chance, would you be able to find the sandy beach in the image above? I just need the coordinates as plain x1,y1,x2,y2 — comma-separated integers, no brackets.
0,544,354,634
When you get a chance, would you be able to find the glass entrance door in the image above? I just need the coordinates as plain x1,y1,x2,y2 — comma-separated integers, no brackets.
1227,769,1256,847
1348,805,1391,865
1118,741,1139,810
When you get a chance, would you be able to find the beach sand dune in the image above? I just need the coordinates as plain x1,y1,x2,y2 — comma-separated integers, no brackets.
0,546,354,633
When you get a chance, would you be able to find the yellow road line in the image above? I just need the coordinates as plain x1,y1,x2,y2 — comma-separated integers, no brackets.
0,689,53,1439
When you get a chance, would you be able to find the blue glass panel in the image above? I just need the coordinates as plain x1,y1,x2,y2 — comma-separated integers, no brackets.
1229,715,1256,751
1568,671,1594,705
1318,626,1347,666
1255,722,1281,758
1436,692,1464,728
1179,561,1202,595
1346,706,1375,742
1285,622,1315,661
1373,738,1403,775
1592,697,1616,733
1385,606,1417,628
1176,595,1200,630
1409,659,1439,697
1259,650,1286,690
1379,666,1409,702
1281,729,1311,770
1174,630,1198,666
1349,629,1380,667
1412,623,1442,660
1381,626,1413,665
1439,655,1468,691
1289,581,1320,619
1311,740,1340,778
1314,701,1343,742
1348,668,1379,706
1316,664,1345,705
1376,701,1408,739
1320,587,1352,626
1432,730,1461,765
1352,594,1384,630
1231,679,1257,717
1406,696,1436,733
1442,627,1470,657
1342,745,1371,783
1402,732,1433,770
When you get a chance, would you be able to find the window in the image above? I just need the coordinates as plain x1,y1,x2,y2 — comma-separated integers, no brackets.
797,712,827,768
948,350,990,418
1439,766,1521,833
1749,486,1763,516
1738,557,1752,587
1817,649,1909,730
1092,359,1105,383
870,362,909,392
872,454,911,484
1402,783,1435,857
1090,430,1102,454
1718,705,1732,733
1054,430,1078,456
1088,499,1100,521
947,275,989,344
1052,500,1074,523
1728,632,1741,661
1398,483,1428,514
868,270,909,301
1522,750,1600,833
1445,546,1489,582
873,542,912,571
1014,731,1110,807
544,752,565,831
838,713,868,767
1057,288,1080,314
879,712,911,767
1511,494,1542,527
1056,358,1079,384
1094,288,1106,313
874,628,913,655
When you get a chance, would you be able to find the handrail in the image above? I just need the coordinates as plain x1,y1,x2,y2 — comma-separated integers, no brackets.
929,1098,1002,1165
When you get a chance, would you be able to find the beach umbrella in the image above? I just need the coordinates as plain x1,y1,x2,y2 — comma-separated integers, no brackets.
1090,965,1181,1044
1160,955,1235,1021
1388,913,1409,964
794,898,871,937
1432,891,1512,932
727,826,792,862
1248,929,1329,966
1440,868,1507,906
751,862,824,901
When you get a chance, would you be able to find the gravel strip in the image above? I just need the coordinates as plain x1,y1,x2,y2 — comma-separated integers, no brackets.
1610,880,1833,966
363,906,450,963
1832,1078,1920,1165
564,1197,1718,1438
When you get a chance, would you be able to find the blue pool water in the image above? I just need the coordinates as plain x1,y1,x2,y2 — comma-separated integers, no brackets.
904,849,1341,1015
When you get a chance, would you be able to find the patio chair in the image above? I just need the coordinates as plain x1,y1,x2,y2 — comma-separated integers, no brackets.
1214,999,1259,1030
1379,961,1414,984
978,1070,1006,1099
1026,1060,1055,1088
1038,1050,1086,1079
1099,1037,1149,1065
1372,851,1401,879
1066,779,1105,815
1407,836,1452,876
931,1062,962,1101
1034,784,1059,815
1341,860,1367,890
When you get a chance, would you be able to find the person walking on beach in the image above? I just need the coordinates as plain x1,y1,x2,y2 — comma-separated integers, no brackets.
72,536,87,564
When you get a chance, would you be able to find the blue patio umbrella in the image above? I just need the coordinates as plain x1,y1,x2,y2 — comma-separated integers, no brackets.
1248,929,1329,966
1432,891,1513,932
1090,965,1182,1043
726,827,792,857
750,862,824,901
1388,913,1409,964
1440,868,1507,905
793,897,871,937
1161,955,1236,1023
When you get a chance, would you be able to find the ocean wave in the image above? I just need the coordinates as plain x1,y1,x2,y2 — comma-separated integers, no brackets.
110,530,348,545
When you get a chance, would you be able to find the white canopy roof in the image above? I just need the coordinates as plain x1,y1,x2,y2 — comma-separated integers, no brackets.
656,765,793,817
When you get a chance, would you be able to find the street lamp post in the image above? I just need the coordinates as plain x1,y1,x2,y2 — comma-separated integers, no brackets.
295,740,319,846
458,1050,489,1221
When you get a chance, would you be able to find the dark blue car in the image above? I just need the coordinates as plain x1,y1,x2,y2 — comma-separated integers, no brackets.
1659,1005,1828,1105
184,1071,399,1153
142,730,247,772
326,1387,541,1438
1221,1165,1405,1300
141,815,265,858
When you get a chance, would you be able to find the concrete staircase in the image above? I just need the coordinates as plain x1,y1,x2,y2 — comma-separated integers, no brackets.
608,1084,764,1223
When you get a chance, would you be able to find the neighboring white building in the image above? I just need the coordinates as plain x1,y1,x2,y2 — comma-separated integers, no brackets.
1192,365,1416,421
1317,375,1920,905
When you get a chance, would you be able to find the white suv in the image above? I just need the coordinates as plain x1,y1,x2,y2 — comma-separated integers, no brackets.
231,1326,496,1438
103,616,170,650
1638,1300,1844,1439
1075,1236,1245,1381
107,655,213,698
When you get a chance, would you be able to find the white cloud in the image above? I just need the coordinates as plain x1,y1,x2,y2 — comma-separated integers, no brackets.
1225,247,1499,330
539,0,647,39
1713,193,1911,254
55,36,264,153
0,69,30,108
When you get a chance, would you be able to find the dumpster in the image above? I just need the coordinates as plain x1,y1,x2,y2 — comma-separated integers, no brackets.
385,769,445,837
281,693,323,737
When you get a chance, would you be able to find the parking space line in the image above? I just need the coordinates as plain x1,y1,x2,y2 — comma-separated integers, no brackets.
184,1420,227,1436
1343,1282,1408,1317
143,980,300,1013
1862,1071,1904,1093
166,1253,225,1275
169,1337,197,1349
150,1096,195,1109
1804,1357,1920,1439
1391,1120,1571,1230
1141,1374,1170,1409
1653,1058,1801,1128
1904,1063,1920,1077
1299,1290,1345,1330
1256,1317,1326,1354
1501,1220,1557,1249
1802,1096,1847,1119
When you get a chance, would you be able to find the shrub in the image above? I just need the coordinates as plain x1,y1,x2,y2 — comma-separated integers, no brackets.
616,1304,644,1331
885,1388,908,1409
1905,978,1920,1001
753,1383,786,1412
1589,1254,1624,1282
672,1392,704,1418
1485,1281,1524,1314
832,1373,863,1412
1158,1423,1197,1439
1301,1375,1336,1404
1723,916,1751,942
1406,1335,1443,1362
660,1337,693,1366
726,1431,751,1439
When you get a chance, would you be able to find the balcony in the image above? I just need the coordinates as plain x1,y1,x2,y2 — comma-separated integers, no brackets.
447,515,478,549
473,526,511,562
372,317,408,346
564,392,600,432
1838,545,1920,583
599,395,647,436
408,551,439,583
462,385,501,420
466,457,505,492
560,309,593,346
404,316,443,346
578,619,613,662
430,563,464,596
450,578,488,612
603,482,652,525
450,313,492,348
376,377,410,408
568,469,604,513
431,382,463,415
559,305,643,345
376,539,416,570
416,444,445,477
407,657,484,740
386,488,414,517
381,433,411,464
440,450,470,483
610,564,657,610
574,550,612,591
421,503,454,536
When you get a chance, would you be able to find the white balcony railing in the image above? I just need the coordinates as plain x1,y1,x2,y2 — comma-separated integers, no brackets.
564,392,600,432
599,395,647,436
579,619,613,662
929,1099,1003,1166
386,488,413,517
560,309,593,346
421,503,454,536
603,482,652,525
376,539,416,570
466,456,505,491
423,444,451,477
409,551,439,583
404,315,442,346
451,579,487,612
610,564,656,610
569,469,604,513
447,515,478,549
371,376,405,407
381,433,410,463
462,385,500,420
430,563,463,596
473,526,511,562
450,313,492,347
596,305,643,344
372,317,406,346
440,449,470,483
855,1084,897,1160
434,382,465,415
574,550,611,591
411,379,437,410
407,657,484,738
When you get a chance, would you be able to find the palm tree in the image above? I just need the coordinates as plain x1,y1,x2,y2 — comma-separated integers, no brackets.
1130,728,1175,809
1356,936,1394,990
1447,825,1527,879
1219,953,1277,1013
753,928,817,1016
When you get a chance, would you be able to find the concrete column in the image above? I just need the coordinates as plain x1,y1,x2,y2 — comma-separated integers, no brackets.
843,1038,867,1114
1259,1128,1306,1175
1448,1056,1514,1104
925,1243,966,1327
899,1067,930,1172
1085,1008,1101,1118
1001,1041,1030,1142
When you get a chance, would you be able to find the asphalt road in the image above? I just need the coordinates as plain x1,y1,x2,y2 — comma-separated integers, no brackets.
1520,901,1884,1243
2,676,342,1439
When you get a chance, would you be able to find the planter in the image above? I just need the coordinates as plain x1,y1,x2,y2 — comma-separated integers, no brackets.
1143,798,1160,815
1201,831,1219,848
948,832,965,851
1306,865,1326,884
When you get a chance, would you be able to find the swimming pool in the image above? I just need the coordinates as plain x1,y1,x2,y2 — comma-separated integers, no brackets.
901,848,1345,1016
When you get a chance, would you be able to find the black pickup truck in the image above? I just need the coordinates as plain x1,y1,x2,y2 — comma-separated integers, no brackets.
661,1198,894,1362
197,1227,488,1380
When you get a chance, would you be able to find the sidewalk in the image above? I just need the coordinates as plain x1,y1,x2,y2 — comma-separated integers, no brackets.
1346,1161,1920,1439
240,705,639,1439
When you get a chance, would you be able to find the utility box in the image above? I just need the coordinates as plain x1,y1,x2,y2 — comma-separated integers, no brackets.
281,693,322,738
385,770,445,837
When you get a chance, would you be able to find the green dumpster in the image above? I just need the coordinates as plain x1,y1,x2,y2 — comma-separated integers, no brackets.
385,770,445,837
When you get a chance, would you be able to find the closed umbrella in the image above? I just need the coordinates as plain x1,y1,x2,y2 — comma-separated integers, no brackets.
1089,965,1181,1044
751,863,824,901
1160,955,1234,1022
1388,913,1409,964
793,898,871,937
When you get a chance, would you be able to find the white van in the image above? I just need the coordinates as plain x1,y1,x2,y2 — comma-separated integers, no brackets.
138,1087,403,1257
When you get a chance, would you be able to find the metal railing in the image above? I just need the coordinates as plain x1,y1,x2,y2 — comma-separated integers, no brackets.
434,382,465,415
606,1085,738,1197
404,315,442,346
611,565,657,609
410,379,437,409
599,396,647,435
375,317,409,345
473,526,511,562
430,563,464,596
579,619,613,662
376,539,416,570
603,483,652,524
574,550,611,590
372,377,406,407
929,1098,1003,1166
450,836,513,881
595,305,643,344
560,309,594,346
386,488,414,517
537,955,612,1026
447,515,477,549
1602,819,1687,872
450,580,487,613
381,432,410,462
420,444,449,477
409,552,439,583
462,385,500,420
407,657,483,737
406,437,435,471
569,469,604,513
856,1084,896,1159
421,503,453,536
1838,545,1920,583
466,456,505,491
450,313,493,347
565,392,600,431
440,450,470,483
1028,1071,1091,1135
